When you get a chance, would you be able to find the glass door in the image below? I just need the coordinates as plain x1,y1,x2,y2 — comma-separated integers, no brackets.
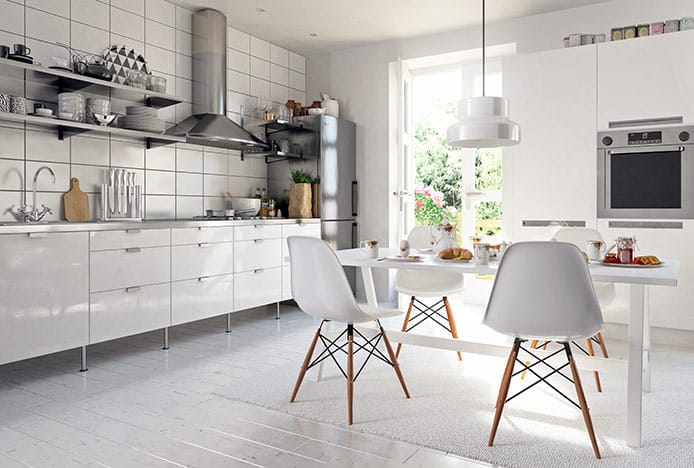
395,59,415,241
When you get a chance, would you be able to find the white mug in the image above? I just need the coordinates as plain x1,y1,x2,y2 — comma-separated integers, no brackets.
586,240,606,262
360,240,379,258
473,243,490,265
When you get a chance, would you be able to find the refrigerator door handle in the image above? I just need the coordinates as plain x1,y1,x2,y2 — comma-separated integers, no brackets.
351,222,358,248
351,181,358,217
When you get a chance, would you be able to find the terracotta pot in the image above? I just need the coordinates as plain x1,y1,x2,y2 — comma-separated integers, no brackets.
288,183,312,218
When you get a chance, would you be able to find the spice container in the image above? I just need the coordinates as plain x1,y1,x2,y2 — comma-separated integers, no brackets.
637,24,650,37
569,33,582,47
623,26,637,39
611,27,624,41
650,22,665,35
681,17,694,31
146,75,167,93
664,19,680,33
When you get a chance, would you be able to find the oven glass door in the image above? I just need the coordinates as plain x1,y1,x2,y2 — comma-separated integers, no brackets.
609,148,682,209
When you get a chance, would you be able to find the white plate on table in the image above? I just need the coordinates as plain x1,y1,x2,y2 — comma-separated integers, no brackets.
600,261,664,268
417,248,434,254
382,255,424,262
434,257,471,263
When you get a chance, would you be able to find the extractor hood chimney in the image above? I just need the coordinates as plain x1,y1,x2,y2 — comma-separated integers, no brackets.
166,9,268,151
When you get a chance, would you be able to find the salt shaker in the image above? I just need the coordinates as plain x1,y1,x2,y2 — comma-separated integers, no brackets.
400,239,410,258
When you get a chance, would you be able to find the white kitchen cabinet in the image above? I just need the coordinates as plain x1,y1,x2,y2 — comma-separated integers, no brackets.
597,30,694,129
235,267,282,311
0,232,89,365
172,274,234,325
90,283,171,344
503,45,598,241
171,226,234,245
282,266,292,301
234,238,282,273
234,224,282,241
90,228,170,251
90,246,170,292
171,242,234,280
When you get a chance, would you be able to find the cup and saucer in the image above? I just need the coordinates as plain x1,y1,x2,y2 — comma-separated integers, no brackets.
6,44,34,64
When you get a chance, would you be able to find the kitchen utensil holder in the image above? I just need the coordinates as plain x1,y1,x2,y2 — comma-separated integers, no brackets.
100,169,142,221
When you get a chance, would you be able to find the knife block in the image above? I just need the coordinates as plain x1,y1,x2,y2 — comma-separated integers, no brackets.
100,168,143,221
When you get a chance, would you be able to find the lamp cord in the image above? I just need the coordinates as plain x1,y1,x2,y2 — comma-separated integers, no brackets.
482,0,486,97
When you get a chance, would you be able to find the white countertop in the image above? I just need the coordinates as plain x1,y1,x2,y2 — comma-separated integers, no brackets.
0,218,321,234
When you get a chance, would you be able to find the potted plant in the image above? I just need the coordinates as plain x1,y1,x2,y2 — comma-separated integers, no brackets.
289,169,314,218
311,175,321,218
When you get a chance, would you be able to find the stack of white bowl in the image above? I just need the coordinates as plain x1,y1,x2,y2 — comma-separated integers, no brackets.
120,106,165,133
58,92,85,122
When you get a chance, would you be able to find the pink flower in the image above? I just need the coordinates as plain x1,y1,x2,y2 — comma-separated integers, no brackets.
431,191,444,206
446,206,457,216
414,183,425,195
415,199,424,209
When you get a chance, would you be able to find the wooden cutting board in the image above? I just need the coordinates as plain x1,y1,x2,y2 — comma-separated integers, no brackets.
63,177,89,221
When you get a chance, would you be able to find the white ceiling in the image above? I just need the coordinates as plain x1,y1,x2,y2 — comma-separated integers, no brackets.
171,0,611,55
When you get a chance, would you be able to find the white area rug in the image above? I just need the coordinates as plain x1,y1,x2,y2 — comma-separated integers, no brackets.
217,311,694,468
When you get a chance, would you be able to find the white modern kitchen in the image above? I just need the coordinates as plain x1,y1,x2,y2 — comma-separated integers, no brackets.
0,0,693,467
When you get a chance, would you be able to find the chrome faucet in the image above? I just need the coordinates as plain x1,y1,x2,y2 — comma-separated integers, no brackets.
12,166,56,223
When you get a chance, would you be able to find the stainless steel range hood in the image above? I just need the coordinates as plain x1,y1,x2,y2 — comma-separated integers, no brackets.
166,9,268,151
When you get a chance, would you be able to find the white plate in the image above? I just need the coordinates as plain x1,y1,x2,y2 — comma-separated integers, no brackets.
435,257,472,263
600,261,664,268
384,255,424,262
417,248,434,254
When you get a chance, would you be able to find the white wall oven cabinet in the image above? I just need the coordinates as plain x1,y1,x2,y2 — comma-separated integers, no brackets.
502,45,598,241
597,30,694,130
0,232,89,365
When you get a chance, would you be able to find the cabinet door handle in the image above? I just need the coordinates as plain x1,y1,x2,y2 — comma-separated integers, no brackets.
198,276,209,282
198,242,210,248
253,239,264,244
253,224,263,229
126,229,141,234
27,232,48,238
125,247,141,253
254,269,264,274
125,286,141,293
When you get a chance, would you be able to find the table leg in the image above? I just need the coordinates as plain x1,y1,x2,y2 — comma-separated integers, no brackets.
627,283,645,448
360,266,379,307
643,286,651,393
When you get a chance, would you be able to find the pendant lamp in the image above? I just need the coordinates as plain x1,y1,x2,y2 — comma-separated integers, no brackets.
447,0,520,148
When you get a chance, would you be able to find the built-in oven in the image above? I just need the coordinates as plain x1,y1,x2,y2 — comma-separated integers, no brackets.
597,125,694,219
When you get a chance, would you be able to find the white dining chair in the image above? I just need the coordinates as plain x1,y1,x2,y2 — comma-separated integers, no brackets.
484,241,603,459
395,226,465,360
545,227,612,392
287,236,410,425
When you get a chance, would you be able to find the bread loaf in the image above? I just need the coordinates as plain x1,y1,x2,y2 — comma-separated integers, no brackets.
438,247,473,260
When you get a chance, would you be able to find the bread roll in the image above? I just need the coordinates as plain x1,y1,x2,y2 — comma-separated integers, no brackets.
438,247,473,260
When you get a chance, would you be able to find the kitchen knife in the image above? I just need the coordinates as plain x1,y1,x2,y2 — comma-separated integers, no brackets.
108,169,115,214
119,170,126,214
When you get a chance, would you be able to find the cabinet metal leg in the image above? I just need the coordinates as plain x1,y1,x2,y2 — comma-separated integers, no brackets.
162,327,170,350
225,313,232,333
80,346,88,372
275,302,281,320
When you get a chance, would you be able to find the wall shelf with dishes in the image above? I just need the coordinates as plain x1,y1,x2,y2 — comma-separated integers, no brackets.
0,111,184,149
241,118,318,163
0,56,184,148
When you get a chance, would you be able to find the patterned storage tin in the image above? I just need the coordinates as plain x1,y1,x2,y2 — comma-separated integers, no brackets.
623,25,637,39
681,17,694,31
611,28,624,41
637,24,650,37
650,22,665,35
665,19,680,33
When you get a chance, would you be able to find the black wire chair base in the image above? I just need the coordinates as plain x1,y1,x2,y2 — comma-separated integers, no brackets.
307,321,394,383
506,338,582,410
405,297,452,334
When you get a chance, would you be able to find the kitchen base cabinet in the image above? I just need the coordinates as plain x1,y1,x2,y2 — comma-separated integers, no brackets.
0,232,88,365
235,267,282,311
172,274,234,325
172,242,234,281
282,267,292,301
90,246,170,292
234,239,282,273
90,283,171,344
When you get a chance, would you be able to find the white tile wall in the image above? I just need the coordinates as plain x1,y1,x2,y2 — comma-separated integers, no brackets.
0,1,306,221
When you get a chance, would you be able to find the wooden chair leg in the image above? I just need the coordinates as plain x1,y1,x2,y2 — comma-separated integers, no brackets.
489,340,519,446
596,332,609,359
347,325,354,425
443,297,463,361
585,337,603,393
395,297,414,358
566,343,601,459
380,323,411,399
290,323,323,403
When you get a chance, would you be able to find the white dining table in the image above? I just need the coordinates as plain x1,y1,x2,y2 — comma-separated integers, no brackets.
335,247,680,448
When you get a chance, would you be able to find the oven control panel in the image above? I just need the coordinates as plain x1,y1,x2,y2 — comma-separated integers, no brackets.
628,131,662,145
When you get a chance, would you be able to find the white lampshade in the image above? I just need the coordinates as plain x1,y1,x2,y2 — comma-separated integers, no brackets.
447,96,520,148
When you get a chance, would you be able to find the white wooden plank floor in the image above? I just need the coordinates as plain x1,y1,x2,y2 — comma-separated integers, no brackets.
0,304,494,468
